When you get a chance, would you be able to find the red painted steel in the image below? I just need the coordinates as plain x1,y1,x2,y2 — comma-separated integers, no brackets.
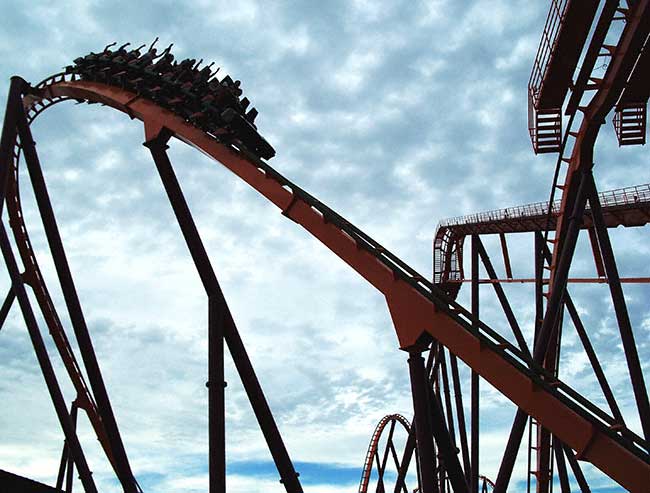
358,414,411,493
8,78,644,492
433,182,650,292
529,0,599,109
5,86,131,485
527,0,599,153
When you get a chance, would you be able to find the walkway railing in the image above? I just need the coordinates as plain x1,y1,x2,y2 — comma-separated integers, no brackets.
440,183,650,228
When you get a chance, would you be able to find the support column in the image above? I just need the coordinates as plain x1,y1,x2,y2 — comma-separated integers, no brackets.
394,425,416,493
0,287,15,331
533,170,589,365
449,353,471,485
408,350,437,493
495,172,590,493
15,102,139,493
145,128,303,493
56,401,79,492
0,225,97,493
428,359,469,493
587,175,650,443
470,235,479,493
475,237,531,359
208,297,226,493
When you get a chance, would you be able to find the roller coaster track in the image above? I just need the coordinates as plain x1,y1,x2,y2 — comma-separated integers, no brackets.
1,3,649,490
434,182,650,292
0,66,647,492
358,414,411,493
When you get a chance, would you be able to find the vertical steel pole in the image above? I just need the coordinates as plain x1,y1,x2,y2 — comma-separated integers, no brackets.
208,296,226,493
470,235,479,493
145,131,303,493
534,232,544,347
409,350,437,493
15,107,139,493
0,225,97,493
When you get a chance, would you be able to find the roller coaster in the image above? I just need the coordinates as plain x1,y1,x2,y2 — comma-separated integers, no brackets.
1,1,648,493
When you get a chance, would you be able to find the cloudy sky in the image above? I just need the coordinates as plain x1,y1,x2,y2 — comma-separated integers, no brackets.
0,1,648,492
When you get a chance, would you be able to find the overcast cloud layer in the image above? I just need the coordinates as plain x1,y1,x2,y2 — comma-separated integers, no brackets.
0,1,648,493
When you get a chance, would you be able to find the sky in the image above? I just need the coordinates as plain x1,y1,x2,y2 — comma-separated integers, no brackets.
0,1,648,492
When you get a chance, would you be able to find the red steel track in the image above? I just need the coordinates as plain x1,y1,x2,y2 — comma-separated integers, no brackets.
3,74,647,492
434,182,650,292
358,414,411,493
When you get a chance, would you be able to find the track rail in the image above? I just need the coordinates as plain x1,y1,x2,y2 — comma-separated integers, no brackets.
433,183,650,288
358,414,411,493
5,82,123,480
5,75,649,492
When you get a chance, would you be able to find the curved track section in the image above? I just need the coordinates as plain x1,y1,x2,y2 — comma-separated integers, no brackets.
5,60,649,490
358,414,411,493
433,183,650,295
7,76,122,479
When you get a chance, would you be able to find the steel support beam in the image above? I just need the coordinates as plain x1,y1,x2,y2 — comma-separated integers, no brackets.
475,237,532,360
394,423,416,493
0,225,96,493
0,287,15,332
493,409,527,493
498,233,513,279
470,235,479,493
534,170,590,366
587,174,650,443
428,368,469,493
553,438,570,493
207,296,226,493
562,443,591,493
408,350,438,493
449,353,471,485
439,349,457,448
56,401,79,492
145,129,302,493
564,295,624,423
15,102,139,493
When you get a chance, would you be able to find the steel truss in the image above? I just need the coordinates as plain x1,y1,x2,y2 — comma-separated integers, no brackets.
0,2,649,493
